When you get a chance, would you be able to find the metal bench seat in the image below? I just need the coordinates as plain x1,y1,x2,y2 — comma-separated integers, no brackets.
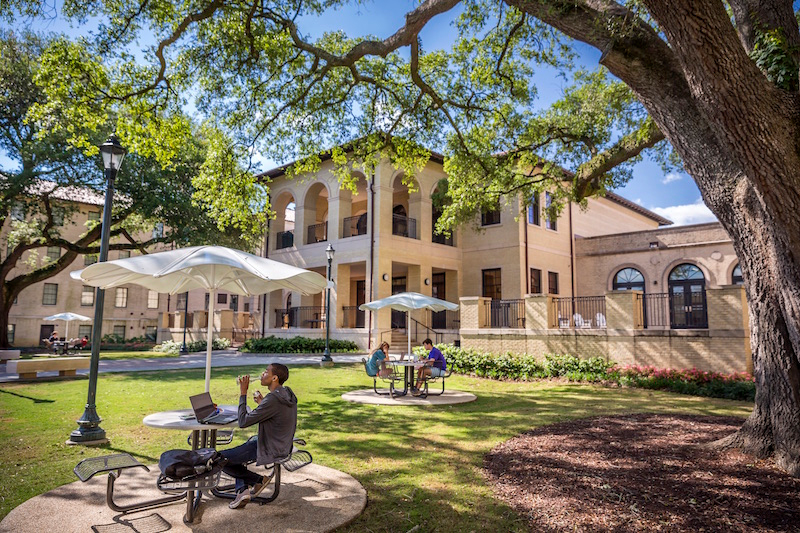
417,368,452,399
362,357,402,396
74,453,149,482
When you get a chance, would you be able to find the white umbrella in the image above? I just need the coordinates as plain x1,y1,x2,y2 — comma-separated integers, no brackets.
359,292,459,357
43,312,93,342
72,245,327,391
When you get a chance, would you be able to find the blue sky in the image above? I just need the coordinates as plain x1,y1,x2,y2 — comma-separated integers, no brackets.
3,0,714,226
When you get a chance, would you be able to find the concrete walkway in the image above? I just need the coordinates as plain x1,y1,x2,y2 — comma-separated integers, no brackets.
0,463,366,532
0,350,366,382
342,389,477,405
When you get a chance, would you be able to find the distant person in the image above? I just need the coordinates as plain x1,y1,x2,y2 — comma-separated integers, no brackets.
221,363,298,510
42,331,59,348
413,338,446,396
365,342,393,378
69,336,89,350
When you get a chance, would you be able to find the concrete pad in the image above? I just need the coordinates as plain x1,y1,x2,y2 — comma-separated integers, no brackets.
0,463,365,533
341,389,477,406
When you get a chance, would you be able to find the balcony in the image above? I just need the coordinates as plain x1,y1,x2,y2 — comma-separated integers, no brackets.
550,296,607,329
307,222,327,244
274,306,325,329
343,214,367,238
482,299,525,328
392,214,417,239
341,306,366,328
276,230,294,249
432,231,454,246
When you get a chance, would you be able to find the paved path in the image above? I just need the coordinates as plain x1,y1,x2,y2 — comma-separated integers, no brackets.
0,351,366,383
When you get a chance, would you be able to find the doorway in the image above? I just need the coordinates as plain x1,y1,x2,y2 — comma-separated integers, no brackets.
668,264,707,328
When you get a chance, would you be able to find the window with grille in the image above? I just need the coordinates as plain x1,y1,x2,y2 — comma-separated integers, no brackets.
481,204,501,226
482,268,502,299
145,326,157,342
81,286,95,306
78,324,92,338
548,271,559,294
113,325,126,340
527,194,540,225
177,292,187,310
118,250,130,259
46,246,61,261
530,268,542,294
217,293,227,304
147,290,159,309
115,287,128,308
42,283,58,305
88,211,101,222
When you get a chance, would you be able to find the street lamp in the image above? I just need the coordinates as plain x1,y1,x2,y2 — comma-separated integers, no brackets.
321,244,335,365
69,133,126,445
180,292,189,354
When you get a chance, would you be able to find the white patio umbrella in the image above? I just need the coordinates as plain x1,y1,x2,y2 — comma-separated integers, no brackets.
43,312,92,342
359,292,459,357
72,245,327,391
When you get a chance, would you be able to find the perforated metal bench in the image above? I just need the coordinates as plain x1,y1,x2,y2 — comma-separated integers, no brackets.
362,357,402,397
214,437,313,505
74,453,186,513
417,368,452,399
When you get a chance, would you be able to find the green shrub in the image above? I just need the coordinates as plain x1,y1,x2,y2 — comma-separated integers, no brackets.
240,335,359,354
437,344,755,401
153,337,232,354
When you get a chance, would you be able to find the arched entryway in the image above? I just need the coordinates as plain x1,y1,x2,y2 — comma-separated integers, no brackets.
668,263,707,328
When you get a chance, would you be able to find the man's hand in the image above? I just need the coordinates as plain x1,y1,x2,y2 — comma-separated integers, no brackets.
237,374,250,396
253,390,264,404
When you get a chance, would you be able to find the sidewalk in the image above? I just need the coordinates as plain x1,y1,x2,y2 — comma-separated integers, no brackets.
0,350,366,383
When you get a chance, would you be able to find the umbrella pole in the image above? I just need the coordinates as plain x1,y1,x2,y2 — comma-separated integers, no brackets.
407,312,411,359
205,289,215,392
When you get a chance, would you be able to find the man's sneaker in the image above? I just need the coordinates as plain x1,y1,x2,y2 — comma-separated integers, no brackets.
250,469,275,498
412,389,422,397
229,489,251,509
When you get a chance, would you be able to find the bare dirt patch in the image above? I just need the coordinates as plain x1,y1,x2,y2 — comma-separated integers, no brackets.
484,414,800,532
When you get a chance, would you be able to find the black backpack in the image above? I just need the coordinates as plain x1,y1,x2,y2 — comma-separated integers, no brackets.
158,448,227,480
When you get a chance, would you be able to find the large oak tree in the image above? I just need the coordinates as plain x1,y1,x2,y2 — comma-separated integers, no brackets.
3,0,799,475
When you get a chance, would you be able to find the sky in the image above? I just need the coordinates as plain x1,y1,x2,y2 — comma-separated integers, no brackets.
2,0,715,226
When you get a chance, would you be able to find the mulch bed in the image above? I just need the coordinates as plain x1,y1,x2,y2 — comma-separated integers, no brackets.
484,414,800,532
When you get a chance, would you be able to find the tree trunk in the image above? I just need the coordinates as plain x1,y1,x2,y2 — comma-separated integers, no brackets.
0,297,11,349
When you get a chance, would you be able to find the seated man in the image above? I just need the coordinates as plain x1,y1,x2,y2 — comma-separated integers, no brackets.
42,331,59,348
413,338,447,396
221,363,298,509
365,342,393,378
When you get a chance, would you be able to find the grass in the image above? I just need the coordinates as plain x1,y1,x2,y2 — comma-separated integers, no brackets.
0,364,753,531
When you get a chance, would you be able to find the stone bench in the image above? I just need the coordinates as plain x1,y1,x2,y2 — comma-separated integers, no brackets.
7,356,90,379
0,349,21,362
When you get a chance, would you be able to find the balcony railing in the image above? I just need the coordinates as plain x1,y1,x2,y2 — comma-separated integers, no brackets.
636,291,707,329
343,214,367,238
483,299,525,328
341,305,366,328
392,214,418,239
307,222,327,244
274,306,325,329
551,296,607,328
432,231,454,246
276,230,294,249
429,309,460,329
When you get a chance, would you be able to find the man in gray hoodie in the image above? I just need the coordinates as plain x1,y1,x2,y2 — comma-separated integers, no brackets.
221,362,298,509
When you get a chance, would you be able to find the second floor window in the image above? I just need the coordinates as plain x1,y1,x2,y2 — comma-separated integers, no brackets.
42,283,58,305
545,192,557,231
81,286,95,306
118,250,131,259
530,268,542,294
115,287,128,308
527,194,540,226
548,271,559,294
481,204,501,226
482,268,502,299
46,246,61,261
148,290,159,309
85,253,98,265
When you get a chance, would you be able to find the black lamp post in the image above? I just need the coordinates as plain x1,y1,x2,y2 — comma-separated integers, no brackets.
69,133,125,445
321,244,335,365
180,292,189,354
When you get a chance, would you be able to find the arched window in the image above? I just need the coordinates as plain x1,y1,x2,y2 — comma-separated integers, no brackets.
668,264,707,328
613,267,645,291
732,264,743,285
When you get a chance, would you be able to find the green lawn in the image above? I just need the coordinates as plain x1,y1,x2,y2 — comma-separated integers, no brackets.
0,364,753,531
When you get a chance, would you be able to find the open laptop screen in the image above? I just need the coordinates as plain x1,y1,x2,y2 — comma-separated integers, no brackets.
189,392,217,421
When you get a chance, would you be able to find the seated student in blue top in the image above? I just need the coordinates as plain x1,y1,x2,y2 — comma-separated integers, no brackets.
365,342,394,378
413,338,446,395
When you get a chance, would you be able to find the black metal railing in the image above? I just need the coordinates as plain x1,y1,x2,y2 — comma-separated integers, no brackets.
551,296,607,329
410,316,443,345
392,214,418,239
276,230,294,249
432,231,454,246
637,291,708,329
274,306,325,329
483,299,525,328
307,222,327,244
341,305,366,328
637,293,667,328
343,214,368,237
429,309,460,330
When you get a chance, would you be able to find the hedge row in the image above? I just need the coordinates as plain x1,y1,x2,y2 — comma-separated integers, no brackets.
437,344,755,402
240,335,359,354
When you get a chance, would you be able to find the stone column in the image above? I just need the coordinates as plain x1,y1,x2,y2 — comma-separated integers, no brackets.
525,294,549,330
460,296,489,329
605,290,642,330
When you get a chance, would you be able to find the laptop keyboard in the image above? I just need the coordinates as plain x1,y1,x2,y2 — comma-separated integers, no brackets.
203,411,236,424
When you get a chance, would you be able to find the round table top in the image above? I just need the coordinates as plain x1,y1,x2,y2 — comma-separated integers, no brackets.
142,406,238,431
391,360,430,367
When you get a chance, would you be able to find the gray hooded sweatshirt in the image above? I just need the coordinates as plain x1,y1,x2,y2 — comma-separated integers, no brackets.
236,385,298,465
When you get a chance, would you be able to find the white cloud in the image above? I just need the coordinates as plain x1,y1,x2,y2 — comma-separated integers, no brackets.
661,172,683,185
651,198,717,226
633,198,642,205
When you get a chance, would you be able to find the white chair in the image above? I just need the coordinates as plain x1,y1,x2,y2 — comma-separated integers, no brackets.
573,313,585,328
595,313,607,328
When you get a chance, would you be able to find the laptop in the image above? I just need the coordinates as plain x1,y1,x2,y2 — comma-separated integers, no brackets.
188,392,238,424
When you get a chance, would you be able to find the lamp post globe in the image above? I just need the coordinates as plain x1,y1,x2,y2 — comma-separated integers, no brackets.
321,244,335,366
68,133,126,445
